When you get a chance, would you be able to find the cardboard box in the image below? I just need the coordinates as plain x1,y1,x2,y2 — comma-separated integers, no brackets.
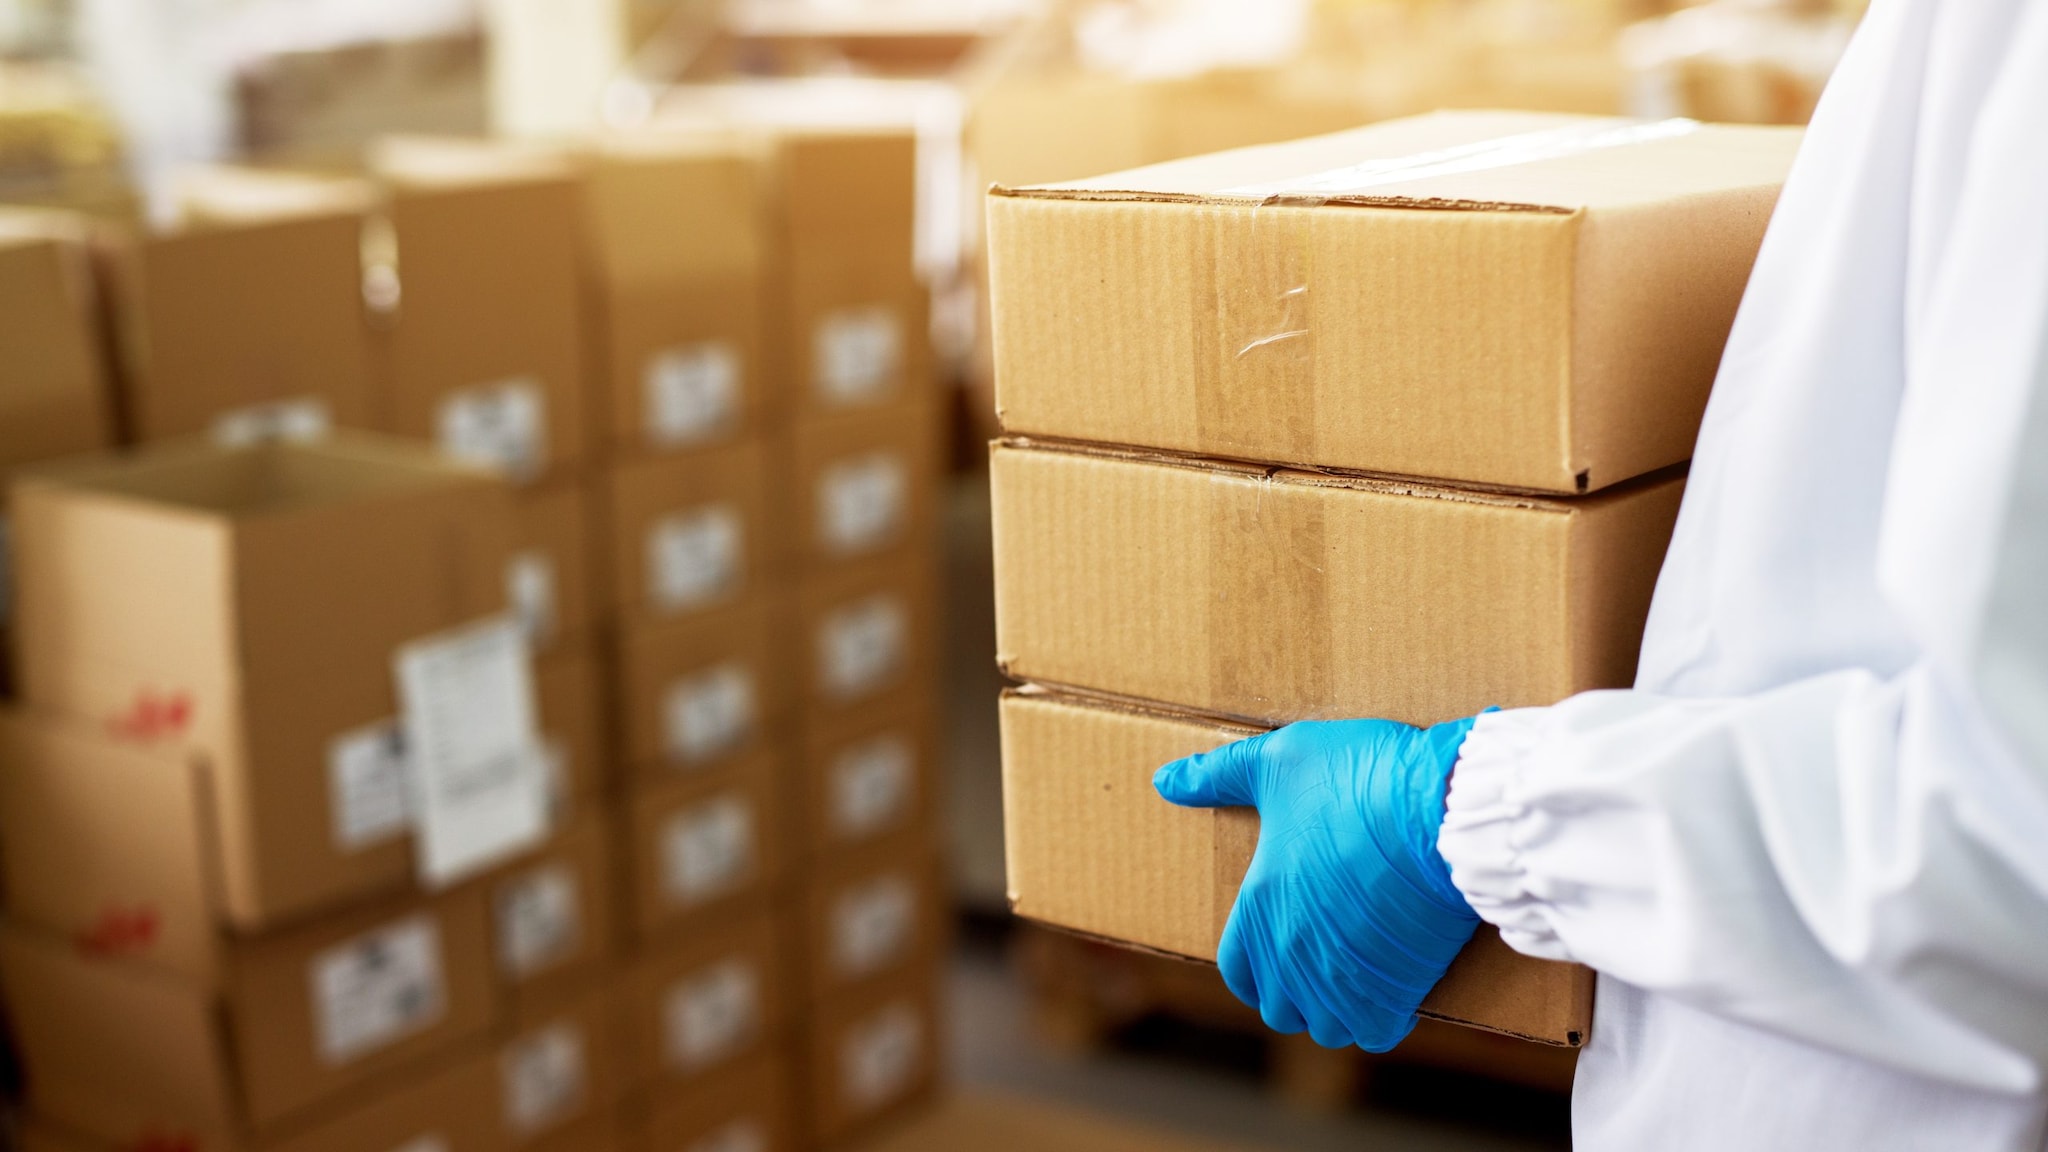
536,646,610,810
16,1050,510,1152
510,483,598,658
372,136,588,485
622,749,783,946
793,695,935,861
638,1051,795,1152
987,110,1801,493
999,687,1594,1046
495,989,623,1150
991,438,1684,728
793,832,945,1006
616,599,784,785
579,133,771,454
486,810,616,1018
96,168,379,444
11,436,515,927
792,554,937,726
602,439,776,627
0,209,112,485
0,886,499,1145
802,963,942,1147
618,909,785,1098
784,398,940,571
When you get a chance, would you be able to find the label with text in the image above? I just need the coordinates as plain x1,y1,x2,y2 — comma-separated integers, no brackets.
650,505,743,613
818,597,908,702
818,453,907,556
813,306,902,405
661,795,755,907
329,719,411,850
506,550,558,647
495,862,581,979
211,396,332,447
829,734,914,841
500,1022,588,1135
832,873,918,980
311,915,446,1065
841,1002,922,1110
438,378,547,482
646,342,741,446
663,664,757,766
664,958,761,1072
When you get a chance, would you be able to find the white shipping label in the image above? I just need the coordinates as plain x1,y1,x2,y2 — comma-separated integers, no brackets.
495,863,581,979
841,1003,922,1111
690,1120,768,1152
310,915,446,1065
211,396,332,446
663,664,757,766
438,378,547,482
818,453,907,556
832,874,918,980
813,306,902,405
818,597,908,702
661,795,755,906
329,720,412,850
829,735,914,841
391,1138,451,1152
506,551,558,647
500,1022,588,1135
646,342,741,446
396,618,552,887
650,506,744,613
663,959,761,1071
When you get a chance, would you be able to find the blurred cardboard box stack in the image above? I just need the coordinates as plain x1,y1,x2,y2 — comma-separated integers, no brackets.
986,111,1801,1050
0,434,618,1151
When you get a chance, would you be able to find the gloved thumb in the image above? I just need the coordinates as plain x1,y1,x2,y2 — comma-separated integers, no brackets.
1154,733,1266,809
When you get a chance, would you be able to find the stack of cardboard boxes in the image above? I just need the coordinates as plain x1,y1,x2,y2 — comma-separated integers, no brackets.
986,110,1802,1048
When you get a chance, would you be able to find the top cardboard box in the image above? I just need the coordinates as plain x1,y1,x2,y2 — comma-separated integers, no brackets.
98,168,380,444
0,210,112,485
10,434,514,928
987,110,1802,493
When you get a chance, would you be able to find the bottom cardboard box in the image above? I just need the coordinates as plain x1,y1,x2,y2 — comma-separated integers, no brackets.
635,1050,797,1152
802,964,944,1148
998,686,1594,1047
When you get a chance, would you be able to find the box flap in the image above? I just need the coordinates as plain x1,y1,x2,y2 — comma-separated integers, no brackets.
998,109,1801,213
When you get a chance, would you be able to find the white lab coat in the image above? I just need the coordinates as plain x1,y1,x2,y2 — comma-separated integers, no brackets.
1436,0,2048,1147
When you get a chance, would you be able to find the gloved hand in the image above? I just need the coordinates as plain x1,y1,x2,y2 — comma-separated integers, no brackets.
1153,716,1482,1052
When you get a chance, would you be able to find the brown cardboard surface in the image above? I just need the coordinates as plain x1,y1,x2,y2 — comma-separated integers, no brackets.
793,832,945,1007
602,439,776,627
999,687,1594,1046
486,809,616,1019
97,169,378,444
793,694,935,861
991,438,1684,728
802,962,942,1147
638,1050,795,1152
987,111,1801,493
617,907,785,1098
783,397,940,571
0,209,112,484
494,988,623,1149
11,435,515,928
536,645,610,809
0,884,500,1145
622,750,783,946
373,136,588,485
511,483,598,658
791,553,938,727
616,599,785,786
579,133,770,454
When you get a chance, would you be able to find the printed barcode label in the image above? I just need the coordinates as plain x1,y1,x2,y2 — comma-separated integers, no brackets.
506,550,558,647
662,795,755,906
211,396,332,446
650,505,744,613
663,664,757,766
814,306,902,404
647,342,741,446
690,1120,768,1152
310,915,446,1065
438,378,547,482
833,873,918,980
664,959,761,1071
494,863,581,979
819,596,908,701
841,1002,922,1110
500,1022,588,1135
818,453,907,556
329,719,411,850
830,734,914,841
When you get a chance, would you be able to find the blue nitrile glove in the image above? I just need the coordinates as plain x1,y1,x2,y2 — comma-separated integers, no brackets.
1153,716,1482,1052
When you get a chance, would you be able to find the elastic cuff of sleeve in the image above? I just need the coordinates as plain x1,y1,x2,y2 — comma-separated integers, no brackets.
1438,709,1572,962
